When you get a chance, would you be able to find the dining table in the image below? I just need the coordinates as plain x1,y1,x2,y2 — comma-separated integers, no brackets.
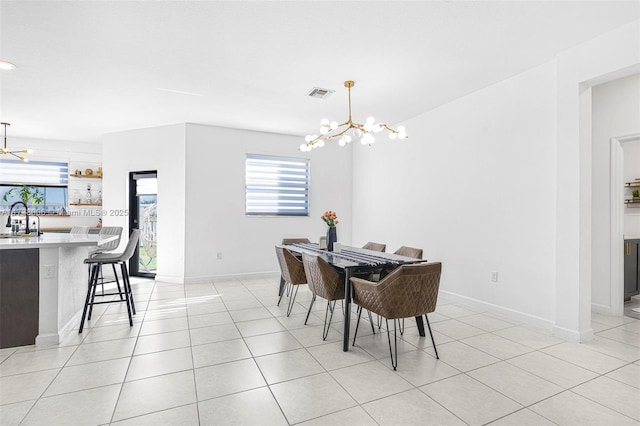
281,243,427,351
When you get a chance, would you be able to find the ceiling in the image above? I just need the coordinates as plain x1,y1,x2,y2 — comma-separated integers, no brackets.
0,1,638,144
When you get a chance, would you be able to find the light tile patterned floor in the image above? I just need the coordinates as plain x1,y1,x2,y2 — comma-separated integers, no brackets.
0,276,639,425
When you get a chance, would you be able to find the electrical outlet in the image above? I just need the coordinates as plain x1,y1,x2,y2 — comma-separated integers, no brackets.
44,264,55,279
491,271,499,282
216,252,223,260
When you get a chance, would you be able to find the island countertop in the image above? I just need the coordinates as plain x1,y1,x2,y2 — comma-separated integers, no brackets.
0,233,117,250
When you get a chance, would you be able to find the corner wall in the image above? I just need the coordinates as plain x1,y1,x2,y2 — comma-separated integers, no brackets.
102,124,187,282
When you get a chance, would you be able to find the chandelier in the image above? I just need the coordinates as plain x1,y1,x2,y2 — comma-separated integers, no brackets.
300,80,407,152
1,123,32,162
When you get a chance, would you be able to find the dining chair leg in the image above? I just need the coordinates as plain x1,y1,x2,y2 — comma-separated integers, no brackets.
322,300,336,340
400,318,405,336
277,282,289,306
352,305,363,346
377,314,382,330
425,314,439,359
367,310,376,334
385,318,398,370
286,285,299,316
304,294,316,325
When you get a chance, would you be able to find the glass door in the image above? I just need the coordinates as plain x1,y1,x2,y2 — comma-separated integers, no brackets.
129,171,157,277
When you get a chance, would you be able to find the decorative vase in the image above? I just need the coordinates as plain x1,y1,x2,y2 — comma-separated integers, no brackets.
326,226,337,252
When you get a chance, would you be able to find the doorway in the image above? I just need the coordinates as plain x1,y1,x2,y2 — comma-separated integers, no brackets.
610,134,640,319
129,171,157,278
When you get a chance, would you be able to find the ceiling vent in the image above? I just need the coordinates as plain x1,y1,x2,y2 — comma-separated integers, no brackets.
306,87,335,99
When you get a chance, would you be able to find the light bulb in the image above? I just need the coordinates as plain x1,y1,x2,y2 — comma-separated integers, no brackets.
338,138,346,147
361,133,375,145
344,135,352,143
398,131,407,139
364,123,373,132
320,118,329,126
389,132,397,140
317,140,325,147
305,135,313,142
354,129,362,137
330,121,338,130
372,124,382,133
366,116,375,125
320,126,329,135
299,144,307,151
397,126,406,133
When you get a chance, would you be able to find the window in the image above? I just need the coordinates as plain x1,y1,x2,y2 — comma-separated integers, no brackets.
0,159,69,213
245,154,310,216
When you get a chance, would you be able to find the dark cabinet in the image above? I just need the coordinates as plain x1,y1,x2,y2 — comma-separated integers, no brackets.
624,239,640,299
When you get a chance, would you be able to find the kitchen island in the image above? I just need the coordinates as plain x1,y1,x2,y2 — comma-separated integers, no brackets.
0,233,117,348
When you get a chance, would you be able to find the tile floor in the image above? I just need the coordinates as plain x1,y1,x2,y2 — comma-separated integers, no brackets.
0,276,639,425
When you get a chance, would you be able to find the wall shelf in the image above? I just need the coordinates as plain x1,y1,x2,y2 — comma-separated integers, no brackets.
69,203,102,206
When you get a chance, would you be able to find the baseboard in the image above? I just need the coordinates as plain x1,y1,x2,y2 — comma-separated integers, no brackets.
154,275,186,284
35,333,59,347
35,308,83,347
156,271,281,285
184,271,281,284
552,324,594,343
591,302,613,316
439,290,555,331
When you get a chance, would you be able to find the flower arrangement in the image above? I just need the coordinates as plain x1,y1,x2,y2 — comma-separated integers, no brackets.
321,210,338,227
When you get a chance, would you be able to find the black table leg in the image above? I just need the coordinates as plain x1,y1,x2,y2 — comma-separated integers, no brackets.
343,268,353,351
415,315,426,337
278,276,285,296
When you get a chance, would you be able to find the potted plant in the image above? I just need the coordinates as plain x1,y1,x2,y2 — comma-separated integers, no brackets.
2,185,44,208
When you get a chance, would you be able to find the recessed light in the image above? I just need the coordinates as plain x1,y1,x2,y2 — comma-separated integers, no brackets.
0,60,17,70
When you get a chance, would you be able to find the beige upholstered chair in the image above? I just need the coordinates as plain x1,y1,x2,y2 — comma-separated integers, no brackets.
275,245,308,316
301,253,345,339
394,245,423,259
351,262,442,370
281,238,311,245
362,242,386,252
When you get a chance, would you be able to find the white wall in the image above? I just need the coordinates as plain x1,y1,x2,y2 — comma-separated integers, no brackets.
103,123,352,283
591,74,640,311
102,124,186,282
184,124,352,282
353,61,558,326
2,136,101,230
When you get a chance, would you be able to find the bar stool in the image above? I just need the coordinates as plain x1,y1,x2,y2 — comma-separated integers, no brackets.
79,229,141,333
88,226,123,295
70,225,89,234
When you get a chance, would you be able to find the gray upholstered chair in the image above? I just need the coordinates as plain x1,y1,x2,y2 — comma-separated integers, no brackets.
301,253,345,339
70,225,90,234
363,242,386,252
394,245,423,259
275,245,308,316
351,262,442,370
281,238,311,245
79,229,141,333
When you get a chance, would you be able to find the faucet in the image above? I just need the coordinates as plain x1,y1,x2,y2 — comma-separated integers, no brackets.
6,201,30,235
